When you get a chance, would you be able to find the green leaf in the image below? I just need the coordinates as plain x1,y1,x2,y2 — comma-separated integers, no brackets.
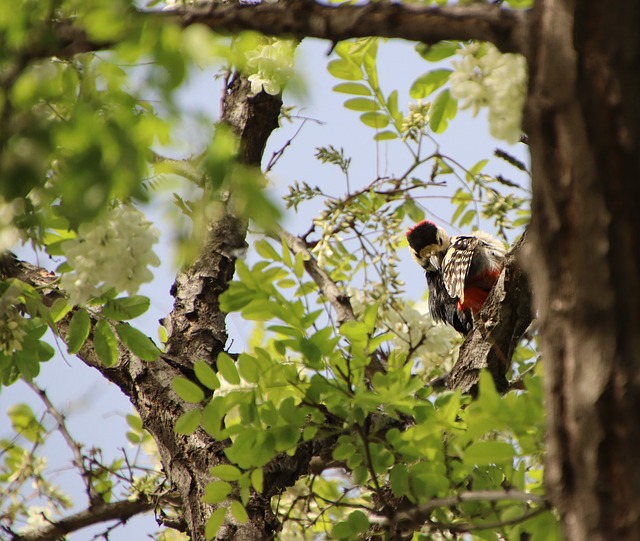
459,209,477,227
203,480,232,504
332,521,353,539
94,320,119,367
374,130,398,141
251,468,264,493
50,298,72,323
254,239,281,262
466,158,489,182
359,111,389,129
172,376,205,403
344,97,379,112
102,295,150,320
429,89,458,133
115,323,161,361
66,309,91,354
347,510,369,533
194,360,220,390
464,441,516,465
230,501,248,523
333,442,356,461
217,352,240,385
409,69,452,99
327,59,363,81
333,82,371,95
389,464,409,497
126,414,143,431
8,404,44,443
416,41,459,62
174,409,201,435
237,354,260,384
205,507,227,540
210,464,242,481
14,350,41,380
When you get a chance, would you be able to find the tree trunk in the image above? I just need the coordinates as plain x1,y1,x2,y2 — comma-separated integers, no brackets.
525,1,640,539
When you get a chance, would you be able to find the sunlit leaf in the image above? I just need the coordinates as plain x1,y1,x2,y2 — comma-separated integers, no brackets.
464,441,516,465
172,376,205,403
333,82,371,95
174,409,201,435
205,507,227,540
217,352,241,385
194,360,220,390
327,59,363,81
94,320,119,367
102,296,150,320
360,111,389,129
203,480,232,504
230,500,248,523
343,97,379,112
66,309,91,354
409,69,452,99
416,41,459,62
429,89,458,133
115,323,161,361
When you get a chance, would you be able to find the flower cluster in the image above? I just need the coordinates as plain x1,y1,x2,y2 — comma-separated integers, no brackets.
0,197,20,254
401,100,430,142
450,43,527,143
0,305,27,355
60,205,160,306
245,38,295,96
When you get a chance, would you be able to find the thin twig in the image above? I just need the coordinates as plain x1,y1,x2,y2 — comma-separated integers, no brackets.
276,226,355,327
25,380,102,505
383,489,548,530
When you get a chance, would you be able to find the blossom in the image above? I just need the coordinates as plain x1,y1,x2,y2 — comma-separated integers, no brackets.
0,197,20,254
244,38,295,96
60,205,160,306
401,100,430,142
450,43,527,143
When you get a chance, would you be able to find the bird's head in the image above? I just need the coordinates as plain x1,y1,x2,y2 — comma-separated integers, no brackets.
406,220,450,270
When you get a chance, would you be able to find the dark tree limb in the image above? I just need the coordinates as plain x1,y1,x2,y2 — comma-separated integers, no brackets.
29,1,528,64
447,232,533,394
8,496,155,541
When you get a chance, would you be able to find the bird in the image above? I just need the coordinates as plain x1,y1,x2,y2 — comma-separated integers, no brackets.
406,220,506,334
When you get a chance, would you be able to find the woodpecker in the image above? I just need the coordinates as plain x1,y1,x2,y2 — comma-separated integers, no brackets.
406,220,506,334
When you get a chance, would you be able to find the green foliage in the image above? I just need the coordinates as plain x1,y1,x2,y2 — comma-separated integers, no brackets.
115,323,161,361
0,3,546,539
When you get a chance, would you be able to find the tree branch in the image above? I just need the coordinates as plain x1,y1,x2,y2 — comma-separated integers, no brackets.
172,1,528,54
24,381,103,506
8,496,155,541
277,226,355,327
37,1,528,63
447,232,533,393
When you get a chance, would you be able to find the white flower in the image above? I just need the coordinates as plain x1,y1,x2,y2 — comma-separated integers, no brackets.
20,504,55,534
450,43,527,143
60,205,160,306
484,48,527,143
244,38,295,96
0,197,20,254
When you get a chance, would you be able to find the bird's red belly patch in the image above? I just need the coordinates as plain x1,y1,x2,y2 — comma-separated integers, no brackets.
459,268,502,314
460,288,490,314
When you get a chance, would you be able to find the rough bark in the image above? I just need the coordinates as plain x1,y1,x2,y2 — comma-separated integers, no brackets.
447,233,533,394
525,1,640,539
44,2,527,60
